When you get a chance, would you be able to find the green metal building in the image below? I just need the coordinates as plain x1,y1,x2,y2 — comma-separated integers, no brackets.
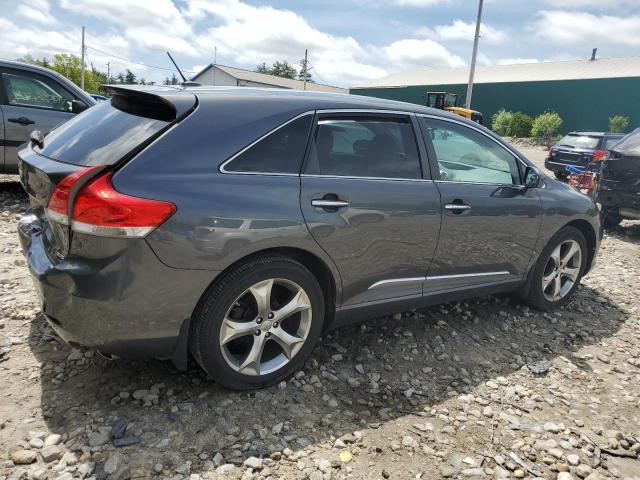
350,57,640,133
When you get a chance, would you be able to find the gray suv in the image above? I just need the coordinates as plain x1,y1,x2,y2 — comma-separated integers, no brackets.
0,60,95,173
17,86,600,389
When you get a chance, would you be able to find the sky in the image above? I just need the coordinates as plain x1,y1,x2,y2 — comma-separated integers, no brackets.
0,0,639,87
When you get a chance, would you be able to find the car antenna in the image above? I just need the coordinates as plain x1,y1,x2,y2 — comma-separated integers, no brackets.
166,51,201,87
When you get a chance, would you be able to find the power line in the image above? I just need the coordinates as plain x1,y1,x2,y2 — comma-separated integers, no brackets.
85,45,198,74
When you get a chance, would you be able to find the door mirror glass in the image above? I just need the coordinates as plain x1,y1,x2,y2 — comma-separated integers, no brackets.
71,99,89,114
524,166,541,188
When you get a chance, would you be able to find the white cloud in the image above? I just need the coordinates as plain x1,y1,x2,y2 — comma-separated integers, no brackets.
383,39,466,69
532,10,640,47
431,19,508,44
543,0,637,7
497,58,539,65
391,0,453,6
17,0,57,25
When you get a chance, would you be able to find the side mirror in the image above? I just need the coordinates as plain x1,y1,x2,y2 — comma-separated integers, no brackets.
524,166,541,190
71,100,89,114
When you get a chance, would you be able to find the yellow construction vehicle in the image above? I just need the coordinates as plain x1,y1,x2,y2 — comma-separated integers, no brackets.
426,92,483,124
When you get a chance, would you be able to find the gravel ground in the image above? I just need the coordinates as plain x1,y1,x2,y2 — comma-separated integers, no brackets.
1,143,639,480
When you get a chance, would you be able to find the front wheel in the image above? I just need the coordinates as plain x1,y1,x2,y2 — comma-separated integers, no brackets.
523,226,587,311
190,255,325,390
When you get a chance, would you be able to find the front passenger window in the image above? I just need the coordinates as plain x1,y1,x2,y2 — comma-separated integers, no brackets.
306,116,422,179
2,72,74,112
420,117,520,185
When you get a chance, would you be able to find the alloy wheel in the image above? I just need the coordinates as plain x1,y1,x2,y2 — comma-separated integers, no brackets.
219,278,312,376
542,239,582,302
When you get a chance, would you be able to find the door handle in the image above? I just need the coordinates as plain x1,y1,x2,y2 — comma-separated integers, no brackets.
8,117,35,126
444,203,471,213
311,199,350,208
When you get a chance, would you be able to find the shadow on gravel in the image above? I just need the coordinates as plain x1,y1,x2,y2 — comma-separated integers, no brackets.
27,279,630,473
606,221,640,245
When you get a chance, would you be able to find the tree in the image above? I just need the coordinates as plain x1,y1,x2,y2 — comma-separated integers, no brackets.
609,115,629,133
17,53,109,94
491,109,513,136
254,61,296,79
531,111,563,146
124,69,137,84
255,62,269,74
297,58,313,83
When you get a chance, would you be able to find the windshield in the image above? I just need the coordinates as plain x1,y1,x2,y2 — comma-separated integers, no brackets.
557,135,599,149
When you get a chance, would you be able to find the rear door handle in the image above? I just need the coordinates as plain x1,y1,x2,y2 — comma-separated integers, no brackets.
8,117,35,126
444,203,471,212
311,199,350,208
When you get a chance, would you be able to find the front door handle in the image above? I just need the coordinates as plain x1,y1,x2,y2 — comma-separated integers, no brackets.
8,117,35,126
311,199,350,209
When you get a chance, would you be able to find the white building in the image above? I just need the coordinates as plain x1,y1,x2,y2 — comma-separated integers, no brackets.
191,64,347,94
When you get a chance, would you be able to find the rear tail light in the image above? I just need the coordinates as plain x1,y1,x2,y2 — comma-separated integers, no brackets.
47,169,176,238
592,149,606,161
548,147,555,156
46,166,102,225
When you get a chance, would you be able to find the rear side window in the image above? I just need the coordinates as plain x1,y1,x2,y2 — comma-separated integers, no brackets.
603,137,622,150
223,114,313,174
305,115,422,179
35,99,168,166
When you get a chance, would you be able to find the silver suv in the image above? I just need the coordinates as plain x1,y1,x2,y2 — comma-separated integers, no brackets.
0,60,95,173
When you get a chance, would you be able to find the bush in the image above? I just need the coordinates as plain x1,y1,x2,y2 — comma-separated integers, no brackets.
508,112,533,138
491,109,513,136
609,115,629,133
491,109,533,137
531,111,563,146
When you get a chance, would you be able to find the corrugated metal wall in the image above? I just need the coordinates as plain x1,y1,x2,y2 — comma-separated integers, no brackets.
351,77,640,133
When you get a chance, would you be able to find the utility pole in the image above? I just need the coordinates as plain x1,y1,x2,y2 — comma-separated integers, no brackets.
465,0,483,109
106,62,110,83
303,49,308,91
80,26,86,90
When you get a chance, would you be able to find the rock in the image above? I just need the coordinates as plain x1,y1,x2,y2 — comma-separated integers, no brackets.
544,421,561,433
402,435,417,449
575,464,592,478
440,465,457,477
567,454,580,466
66,349,84,361
110,417,129,439
40,444,62,462
461,468,485,477
113,436,140,447
11,450,37,464
87,431,110,447
243,457,263,470
43,434,62,446
557,473,574,480
28,438,44,449
104,452,125,475
29,466,48,480
216,464,236,475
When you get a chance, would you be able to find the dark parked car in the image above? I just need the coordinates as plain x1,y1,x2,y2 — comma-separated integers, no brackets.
597,128,640,228
545,132,625,179
18,86,600,389
0,60,96,173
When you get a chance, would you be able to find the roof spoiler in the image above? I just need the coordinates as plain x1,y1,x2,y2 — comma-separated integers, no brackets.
103,85,197,121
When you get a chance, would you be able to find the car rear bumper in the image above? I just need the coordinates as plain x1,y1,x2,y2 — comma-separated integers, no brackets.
544,158,587,173
18,211,215,364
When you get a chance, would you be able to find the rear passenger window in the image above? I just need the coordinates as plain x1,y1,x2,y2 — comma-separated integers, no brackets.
305,116,422,179
223,115,312,174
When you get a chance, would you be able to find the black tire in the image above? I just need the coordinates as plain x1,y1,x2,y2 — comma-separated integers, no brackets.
601,209,622,229
190,254,325,390
523,226,588,311
554,171,567,181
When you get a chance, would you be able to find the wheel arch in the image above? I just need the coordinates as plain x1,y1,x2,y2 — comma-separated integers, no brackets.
564,219,597,274
191,246,339,333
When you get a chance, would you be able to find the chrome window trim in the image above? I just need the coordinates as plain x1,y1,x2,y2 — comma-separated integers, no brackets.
416,113,532,186
301,174,431,182
219,110,315,175
368,271,511,290
315,108,414,116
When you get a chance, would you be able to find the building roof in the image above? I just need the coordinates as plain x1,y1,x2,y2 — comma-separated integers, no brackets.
192,63,347,94
351,56,640,89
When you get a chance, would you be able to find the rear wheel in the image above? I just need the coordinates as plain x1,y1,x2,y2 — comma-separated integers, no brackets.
190,255,324,390
554,171,567,181
523,226,587,311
